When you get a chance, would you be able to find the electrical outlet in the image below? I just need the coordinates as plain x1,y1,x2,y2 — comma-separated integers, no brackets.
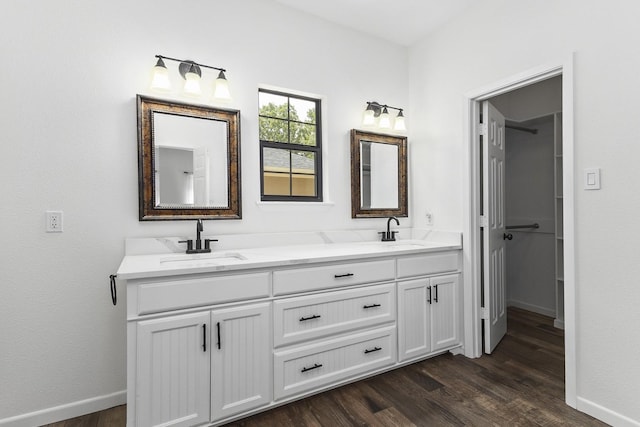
425,211,433,226
46,211,63,232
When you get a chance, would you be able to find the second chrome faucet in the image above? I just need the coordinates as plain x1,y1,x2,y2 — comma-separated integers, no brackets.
180,219,218,254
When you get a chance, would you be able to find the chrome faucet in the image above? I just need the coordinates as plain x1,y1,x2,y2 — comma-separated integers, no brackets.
379,216,400,242
180,219,217,254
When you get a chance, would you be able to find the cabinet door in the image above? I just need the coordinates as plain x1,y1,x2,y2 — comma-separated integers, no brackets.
398,278,431,361
431,274,460,352
211,303,271,421
137,312,210,427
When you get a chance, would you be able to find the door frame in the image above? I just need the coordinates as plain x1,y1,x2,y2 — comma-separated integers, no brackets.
462,55,576,407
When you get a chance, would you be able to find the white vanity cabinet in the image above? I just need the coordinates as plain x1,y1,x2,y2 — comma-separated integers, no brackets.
398,274,460,361
397,252,461,362
133,302,271,427
127,271,272,427
122,242,462,427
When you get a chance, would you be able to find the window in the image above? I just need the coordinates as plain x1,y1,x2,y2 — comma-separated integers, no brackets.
259,89,322,201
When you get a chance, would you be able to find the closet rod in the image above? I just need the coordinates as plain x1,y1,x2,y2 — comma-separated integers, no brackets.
506,223,539,230
505,124,538,134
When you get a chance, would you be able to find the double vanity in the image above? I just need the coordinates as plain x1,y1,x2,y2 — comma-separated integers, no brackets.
127,90,462,427
118,231,463,427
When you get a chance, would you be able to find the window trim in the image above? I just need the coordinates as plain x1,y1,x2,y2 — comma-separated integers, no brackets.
259,88,323,202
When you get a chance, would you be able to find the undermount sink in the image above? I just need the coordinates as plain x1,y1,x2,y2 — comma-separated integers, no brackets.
160,252,247,266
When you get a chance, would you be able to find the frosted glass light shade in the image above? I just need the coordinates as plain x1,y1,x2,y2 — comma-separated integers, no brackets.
183,68,202,96
362,108,376,126
393,112,407,132
212,71,231,101
378,107,391,129
150,58,171,91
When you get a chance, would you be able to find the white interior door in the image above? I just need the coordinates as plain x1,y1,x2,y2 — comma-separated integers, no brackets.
482,101,507,354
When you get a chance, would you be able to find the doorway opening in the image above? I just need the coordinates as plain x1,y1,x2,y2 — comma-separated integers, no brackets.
462,58,576,407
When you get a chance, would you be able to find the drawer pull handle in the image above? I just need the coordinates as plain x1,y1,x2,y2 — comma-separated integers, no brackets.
334,273,354,278
364,346,382,354
301,363,323,373
363,303,381,309
434,284,439,303
299,314,321,322
427,286,432,304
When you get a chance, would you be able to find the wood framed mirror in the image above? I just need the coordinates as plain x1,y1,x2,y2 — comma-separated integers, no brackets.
137,95,241,220
350,129,407,218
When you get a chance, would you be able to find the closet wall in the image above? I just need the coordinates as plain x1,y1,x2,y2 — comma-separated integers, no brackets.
504,116,556,316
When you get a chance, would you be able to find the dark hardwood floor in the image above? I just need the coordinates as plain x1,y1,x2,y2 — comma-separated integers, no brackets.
44,308,607,427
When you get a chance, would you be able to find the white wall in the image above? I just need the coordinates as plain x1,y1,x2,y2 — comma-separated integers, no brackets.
409,0,640,423
0,0,408,421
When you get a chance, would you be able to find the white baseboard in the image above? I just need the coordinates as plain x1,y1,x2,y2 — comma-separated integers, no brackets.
553,318,565,329
0,390,126,427
507,299,556,318
577,397,640,427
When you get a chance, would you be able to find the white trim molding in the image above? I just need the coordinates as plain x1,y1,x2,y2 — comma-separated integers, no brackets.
577,397,640,427
462,55,576,408
0,390,126,427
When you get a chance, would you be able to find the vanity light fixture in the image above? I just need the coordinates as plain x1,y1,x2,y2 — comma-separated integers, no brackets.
361,101,407,132
149,55,231,101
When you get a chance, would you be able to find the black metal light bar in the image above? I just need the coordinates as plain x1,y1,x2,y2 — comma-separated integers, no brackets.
156,54,226,73
366,101,404,116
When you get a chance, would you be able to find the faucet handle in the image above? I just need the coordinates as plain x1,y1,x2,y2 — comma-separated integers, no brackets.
204,239,218,251
179,239,194,252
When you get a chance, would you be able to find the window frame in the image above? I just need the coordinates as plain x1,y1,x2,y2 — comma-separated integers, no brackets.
259,88,323,202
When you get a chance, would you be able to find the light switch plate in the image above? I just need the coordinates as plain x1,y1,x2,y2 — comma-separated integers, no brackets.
584,168,601,190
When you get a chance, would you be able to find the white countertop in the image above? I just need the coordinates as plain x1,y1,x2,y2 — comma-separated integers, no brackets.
117,231,462,280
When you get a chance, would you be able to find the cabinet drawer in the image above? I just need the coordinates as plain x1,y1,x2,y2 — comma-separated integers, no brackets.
274,283,395,347
274,326,396,400
273,259,395,296
397,251,460,278
136,272,270,315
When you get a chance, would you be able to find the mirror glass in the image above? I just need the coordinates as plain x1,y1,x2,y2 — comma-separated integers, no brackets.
350,129,407,218
153,112,229,207
138,96,241,220
360,141,399,209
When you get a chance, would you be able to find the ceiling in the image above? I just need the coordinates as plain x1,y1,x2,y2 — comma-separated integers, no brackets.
274,0,475,46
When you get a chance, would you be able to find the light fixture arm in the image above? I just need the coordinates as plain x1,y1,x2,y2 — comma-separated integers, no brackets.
366,101,404,117
155,54,226,73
